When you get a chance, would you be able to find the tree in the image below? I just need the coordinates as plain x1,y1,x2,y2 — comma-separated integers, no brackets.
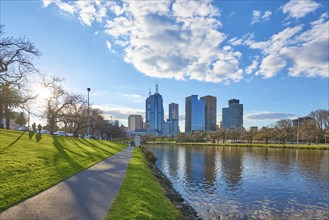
60,95,87,136
43,77,77,134
276,119,294,145
15,112,27,126
0,83,24,128
257,126,276,144
0,25,41,85
299,119,318,145
309,110,329,142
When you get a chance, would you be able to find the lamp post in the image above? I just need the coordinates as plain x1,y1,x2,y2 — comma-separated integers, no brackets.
87,88,91,137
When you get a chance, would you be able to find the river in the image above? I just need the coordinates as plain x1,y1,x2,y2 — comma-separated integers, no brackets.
145,144,329,219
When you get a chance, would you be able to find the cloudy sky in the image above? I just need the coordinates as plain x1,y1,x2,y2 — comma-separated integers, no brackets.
2,0,328,130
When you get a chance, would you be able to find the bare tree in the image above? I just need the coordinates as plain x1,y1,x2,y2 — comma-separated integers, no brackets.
276,119,294,145
300,119,318,145
43,77,78,134
256,126,276,144
309,110,329,142
0,25,41,85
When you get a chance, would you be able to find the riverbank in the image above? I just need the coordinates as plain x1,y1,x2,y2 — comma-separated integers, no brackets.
144,151,200,219
107,147,183,219
145,142,329,150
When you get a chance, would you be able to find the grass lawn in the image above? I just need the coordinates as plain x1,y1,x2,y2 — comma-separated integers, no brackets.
0,129,126,211
107,147,182,220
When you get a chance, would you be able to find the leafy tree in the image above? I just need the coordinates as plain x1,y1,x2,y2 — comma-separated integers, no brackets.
15,112,27,126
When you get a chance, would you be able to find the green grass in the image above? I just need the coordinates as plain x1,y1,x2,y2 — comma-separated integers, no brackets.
0,129,126,211
107,147,182,220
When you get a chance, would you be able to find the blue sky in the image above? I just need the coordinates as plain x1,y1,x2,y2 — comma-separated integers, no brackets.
2,0,328,130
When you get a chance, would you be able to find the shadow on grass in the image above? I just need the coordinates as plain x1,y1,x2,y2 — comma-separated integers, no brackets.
52,135,83,178
2,132,25,151
28,132,34,140
36,133,42,143
72,139,118,161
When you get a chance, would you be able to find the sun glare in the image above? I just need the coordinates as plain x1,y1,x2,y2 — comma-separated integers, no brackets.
37,86,52,100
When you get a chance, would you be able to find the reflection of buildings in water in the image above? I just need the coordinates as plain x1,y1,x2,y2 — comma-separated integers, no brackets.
177,147,186,182
167,146,179,177
185,147,192,181
204,146,217,188
184,146,205,183
220,147,244,189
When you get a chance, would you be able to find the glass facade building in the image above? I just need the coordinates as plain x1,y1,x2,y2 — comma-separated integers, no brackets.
185,95,205,133
222,99,243,130
201,95,217,131
145,85,164,135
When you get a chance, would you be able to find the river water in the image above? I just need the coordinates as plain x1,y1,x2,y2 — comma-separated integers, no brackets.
145,144,329,219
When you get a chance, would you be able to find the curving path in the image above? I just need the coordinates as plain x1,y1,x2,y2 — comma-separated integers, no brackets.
0,146,134,220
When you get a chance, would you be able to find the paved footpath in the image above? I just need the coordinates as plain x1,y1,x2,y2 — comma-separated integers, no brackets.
0,146,134,220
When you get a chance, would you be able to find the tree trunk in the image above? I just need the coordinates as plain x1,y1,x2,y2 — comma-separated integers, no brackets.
0,99,3,129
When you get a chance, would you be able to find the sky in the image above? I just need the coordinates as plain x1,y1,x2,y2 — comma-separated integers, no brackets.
1,0,328,131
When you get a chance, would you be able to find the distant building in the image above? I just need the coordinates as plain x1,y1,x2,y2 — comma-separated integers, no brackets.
222,99,243,130
185,95,205,133
114,120,120,127
292,116,313,127
201,95,217,131
145,84,164,135
249,126,258,132
168,103,179,136
128,115,143,131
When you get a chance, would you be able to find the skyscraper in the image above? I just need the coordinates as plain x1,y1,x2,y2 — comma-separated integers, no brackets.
185,95,205,133
201,95,217,131
128,115,143,131
168,103,179,136
145,84,164,135
222,99,243,130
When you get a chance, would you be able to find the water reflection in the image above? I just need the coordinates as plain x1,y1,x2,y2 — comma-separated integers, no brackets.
146,144,329,219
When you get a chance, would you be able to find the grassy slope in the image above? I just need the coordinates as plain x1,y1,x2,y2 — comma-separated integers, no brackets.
0,129,126,211
107,147,182,220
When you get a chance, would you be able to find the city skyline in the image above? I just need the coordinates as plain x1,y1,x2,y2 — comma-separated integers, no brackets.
2,1,328,131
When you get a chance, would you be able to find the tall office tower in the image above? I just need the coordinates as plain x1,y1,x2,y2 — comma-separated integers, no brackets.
168,103,179,136
128,115,143,131
145,84,164,135
201,95,217,131
222,99,243,130
185,95,205,133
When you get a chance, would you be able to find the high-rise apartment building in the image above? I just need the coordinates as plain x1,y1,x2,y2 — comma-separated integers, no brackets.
201,95,217,131
128,115,143,131
185,95,205,133
222,99,243,130
145,85,164,135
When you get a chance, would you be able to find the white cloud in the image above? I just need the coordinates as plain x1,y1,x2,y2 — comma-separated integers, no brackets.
242,13,329,78
122,94,146,103
44,0,245,84
245,112,295,120
282,0,321,19
251,10,272,25
245,57,259,74
94,104,144,123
